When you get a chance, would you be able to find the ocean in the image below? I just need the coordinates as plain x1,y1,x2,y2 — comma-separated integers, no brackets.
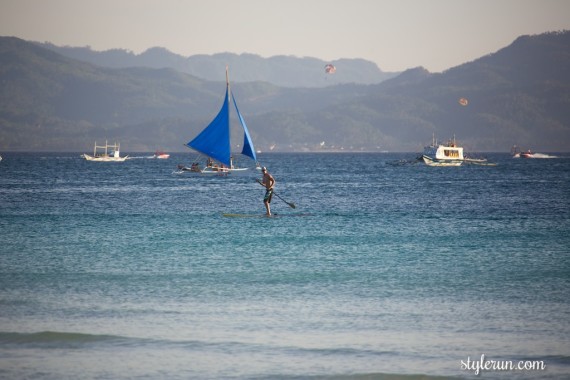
0,152,569,379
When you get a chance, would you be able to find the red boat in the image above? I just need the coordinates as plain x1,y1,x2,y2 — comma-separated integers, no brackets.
153,151,170,159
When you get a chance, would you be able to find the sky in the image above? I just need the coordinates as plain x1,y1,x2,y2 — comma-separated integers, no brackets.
1,0,569,72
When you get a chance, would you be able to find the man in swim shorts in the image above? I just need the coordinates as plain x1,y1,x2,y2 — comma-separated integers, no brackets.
261,167,275,216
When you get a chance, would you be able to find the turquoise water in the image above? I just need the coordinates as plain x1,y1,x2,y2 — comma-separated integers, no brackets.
0,152,569,379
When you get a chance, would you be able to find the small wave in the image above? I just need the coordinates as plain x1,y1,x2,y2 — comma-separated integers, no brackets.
0,331,132,348
386,159,421,166
0,331,224,350
292,346,398,358
38,156,77,160
269,373,457,380
520,355,570,365
0,331,156,349
515,153,559,159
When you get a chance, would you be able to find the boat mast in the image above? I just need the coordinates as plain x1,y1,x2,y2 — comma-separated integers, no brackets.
226,66,231,166
226,65,229,89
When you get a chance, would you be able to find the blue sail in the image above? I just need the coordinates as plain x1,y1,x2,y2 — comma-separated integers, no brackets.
231,92,257,162
186,69,257,169
186,87,231,166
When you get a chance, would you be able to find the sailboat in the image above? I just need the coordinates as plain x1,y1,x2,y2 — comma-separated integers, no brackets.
181,67,257,174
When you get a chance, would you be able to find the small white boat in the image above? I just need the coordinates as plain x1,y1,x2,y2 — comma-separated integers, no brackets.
83,141,128,162
511,145,534,158
422,134,464,166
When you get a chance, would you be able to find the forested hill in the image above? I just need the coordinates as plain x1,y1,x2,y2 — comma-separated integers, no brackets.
35,43,398,88
299,30,570,152
1,31,569,152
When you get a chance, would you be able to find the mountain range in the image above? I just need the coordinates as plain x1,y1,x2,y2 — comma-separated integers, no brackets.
1,31,569,153
36,43,399,88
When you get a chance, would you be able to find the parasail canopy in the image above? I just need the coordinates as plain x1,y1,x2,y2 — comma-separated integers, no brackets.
325,64,336,74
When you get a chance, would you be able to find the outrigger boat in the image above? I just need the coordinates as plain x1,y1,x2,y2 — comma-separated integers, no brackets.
421,134,464,166
82,141,128,162
421,134,491,166
179,67,257,174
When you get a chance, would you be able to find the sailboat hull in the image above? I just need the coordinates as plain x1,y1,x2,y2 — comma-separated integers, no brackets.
200,166,248,174
82,154,128,162
422,155,462,166
178,164,249,175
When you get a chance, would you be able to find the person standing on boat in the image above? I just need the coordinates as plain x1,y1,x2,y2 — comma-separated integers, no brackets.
261,167,275,216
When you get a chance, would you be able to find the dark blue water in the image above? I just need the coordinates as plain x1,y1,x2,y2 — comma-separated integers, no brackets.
1,152,569,379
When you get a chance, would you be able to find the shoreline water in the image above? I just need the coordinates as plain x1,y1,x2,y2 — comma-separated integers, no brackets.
1,152,569,379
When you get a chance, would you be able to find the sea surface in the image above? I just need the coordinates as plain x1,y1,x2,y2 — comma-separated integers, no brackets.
0,152,569,379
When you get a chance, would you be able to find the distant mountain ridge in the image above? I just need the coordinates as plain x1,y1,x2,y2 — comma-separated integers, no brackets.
1,31,569,152
35,43,399,88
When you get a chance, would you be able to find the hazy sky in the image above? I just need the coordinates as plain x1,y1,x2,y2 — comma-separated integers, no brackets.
1,0,568,72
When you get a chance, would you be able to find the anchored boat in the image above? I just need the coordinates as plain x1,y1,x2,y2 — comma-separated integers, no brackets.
421,135,464,166
83,141,128,162
421,134,493,166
